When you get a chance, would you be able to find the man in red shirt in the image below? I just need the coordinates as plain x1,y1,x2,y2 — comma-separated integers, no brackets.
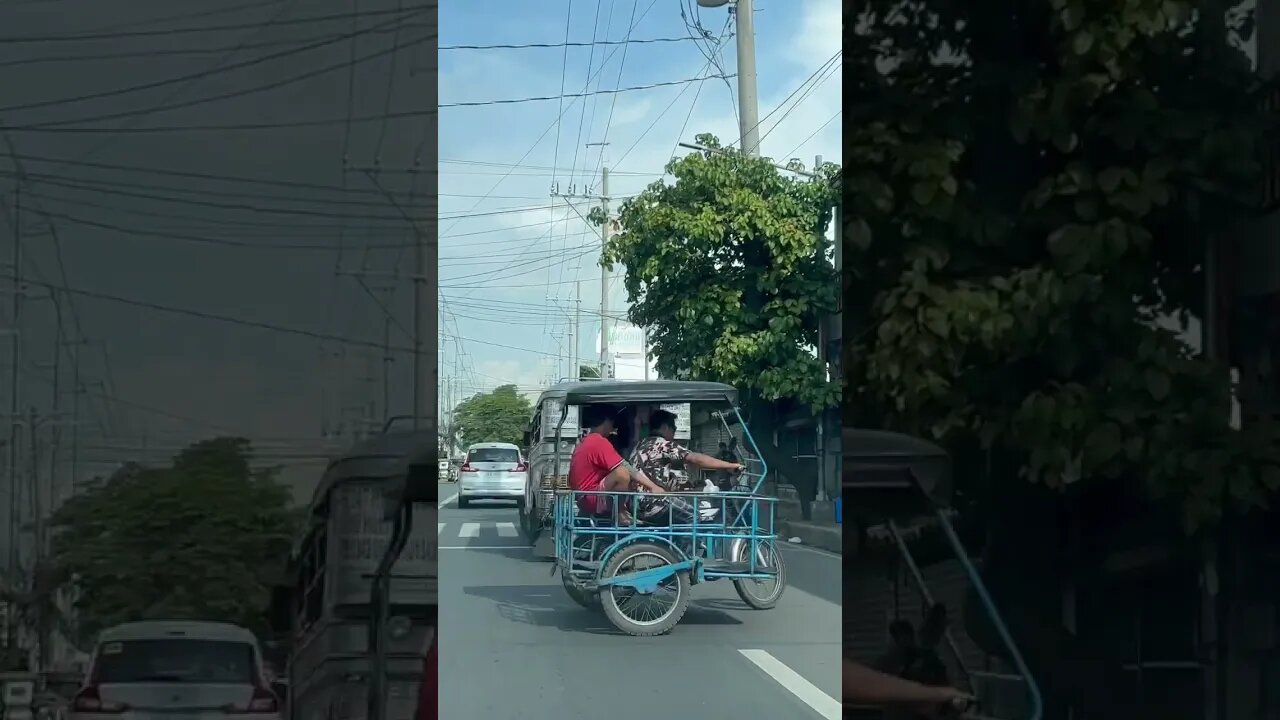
569,404,665,520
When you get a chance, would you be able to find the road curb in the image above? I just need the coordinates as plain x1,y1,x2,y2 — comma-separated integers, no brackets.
779,519,842,554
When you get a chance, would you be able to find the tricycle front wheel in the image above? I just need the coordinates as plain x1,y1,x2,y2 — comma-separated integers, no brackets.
732,539,787,609
599,542,690,636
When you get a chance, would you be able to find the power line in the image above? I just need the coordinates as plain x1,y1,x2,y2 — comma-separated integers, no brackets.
5,152,442,195
779,110,841,161
725,49,841,153
0,169,449,208
0,28,414,69
550,0,575,198
5,25,435,127
438,0,663,238
0,274,416,354
2,107,437,134
439,35,696,51
23,201,589,252
440,75,730,109
14,174,432,222
0,6,426,43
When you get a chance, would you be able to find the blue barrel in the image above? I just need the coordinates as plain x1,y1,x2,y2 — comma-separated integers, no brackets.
834,496,842,524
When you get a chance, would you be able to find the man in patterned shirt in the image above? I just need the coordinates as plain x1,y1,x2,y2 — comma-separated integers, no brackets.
629,409,744,524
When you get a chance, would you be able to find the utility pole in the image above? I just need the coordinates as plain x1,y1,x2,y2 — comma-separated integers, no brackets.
699,0,760,156
599,165,611,377
550,153,613,380
642,326,650,381
570,281,581,381
7,187,21,635
47,293,62,510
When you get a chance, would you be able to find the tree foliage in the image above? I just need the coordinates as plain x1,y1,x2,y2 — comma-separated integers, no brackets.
599,134,841,410
846,0,1280,529
49,437,298,643
453,384,534,446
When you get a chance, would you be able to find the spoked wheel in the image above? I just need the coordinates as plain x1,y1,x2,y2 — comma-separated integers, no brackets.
599,542,690,636
731,538,787,609
562,535,600,608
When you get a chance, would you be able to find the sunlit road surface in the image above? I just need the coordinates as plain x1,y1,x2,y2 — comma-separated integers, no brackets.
437,481,842,719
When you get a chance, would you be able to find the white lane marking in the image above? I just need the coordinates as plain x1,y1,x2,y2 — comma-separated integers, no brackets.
440,545,530,551
460,523,480,538
496,522,517,537
439,492,458,508
738,649,840,720
438,523,445,535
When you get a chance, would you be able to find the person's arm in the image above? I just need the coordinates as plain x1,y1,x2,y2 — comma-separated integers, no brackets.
842,659,968,706
684,450,742,472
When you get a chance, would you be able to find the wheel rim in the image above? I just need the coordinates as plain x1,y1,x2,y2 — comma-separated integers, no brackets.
736,541,783,602
607,551,682,627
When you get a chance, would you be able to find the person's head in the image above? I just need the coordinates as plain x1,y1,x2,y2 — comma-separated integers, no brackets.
648,409,678,441
582,404,620,435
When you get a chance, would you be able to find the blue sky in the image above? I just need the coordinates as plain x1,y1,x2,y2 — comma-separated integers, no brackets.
437,0,841,411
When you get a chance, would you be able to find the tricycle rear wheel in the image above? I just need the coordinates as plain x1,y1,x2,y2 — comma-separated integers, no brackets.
599,542,690,636
561,570,599,608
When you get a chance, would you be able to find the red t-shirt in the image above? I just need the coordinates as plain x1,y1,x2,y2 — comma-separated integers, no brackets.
569,432,624,515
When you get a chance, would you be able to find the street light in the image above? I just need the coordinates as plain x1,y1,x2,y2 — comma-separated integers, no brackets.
696,0,760,157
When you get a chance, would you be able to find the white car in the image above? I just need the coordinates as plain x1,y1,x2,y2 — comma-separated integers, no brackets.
456,442,526,509
70,621,281,720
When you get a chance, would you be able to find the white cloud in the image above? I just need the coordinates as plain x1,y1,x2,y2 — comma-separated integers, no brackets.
602,98,655,128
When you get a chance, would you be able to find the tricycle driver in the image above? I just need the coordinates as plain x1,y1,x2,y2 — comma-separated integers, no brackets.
629,409,745,525
568,404,668,523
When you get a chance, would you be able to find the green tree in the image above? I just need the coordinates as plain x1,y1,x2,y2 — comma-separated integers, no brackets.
598,135,839,481
847,6,1280,714
453,384,534,446
845,0,1280,531
49,437,298,643
600,135,840,409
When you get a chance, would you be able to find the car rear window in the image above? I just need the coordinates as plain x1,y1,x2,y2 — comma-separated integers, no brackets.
93,639,256,684
468,448,518,463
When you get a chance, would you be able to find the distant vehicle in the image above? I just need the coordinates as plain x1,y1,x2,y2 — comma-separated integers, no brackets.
437,458,449,482
456,442,526,509
70,620,280,720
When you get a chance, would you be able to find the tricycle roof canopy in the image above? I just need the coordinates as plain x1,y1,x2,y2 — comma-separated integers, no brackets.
543,379,738,406
842,428,952,507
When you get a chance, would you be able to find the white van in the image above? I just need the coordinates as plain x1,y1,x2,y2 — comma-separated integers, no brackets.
70,621,280,720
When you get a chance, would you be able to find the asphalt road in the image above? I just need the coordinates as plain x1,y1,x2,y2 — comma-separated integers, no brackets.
437,481,842,720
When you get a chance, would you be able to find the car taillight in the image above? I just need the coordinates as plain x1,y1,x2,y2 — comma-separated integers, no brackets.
228,686,279,714
514,462,528,472
73,686,128,714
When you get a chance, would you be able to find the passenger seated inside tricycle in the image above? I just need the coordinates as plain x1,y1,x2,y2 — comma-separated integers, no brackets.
568,403,747,528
